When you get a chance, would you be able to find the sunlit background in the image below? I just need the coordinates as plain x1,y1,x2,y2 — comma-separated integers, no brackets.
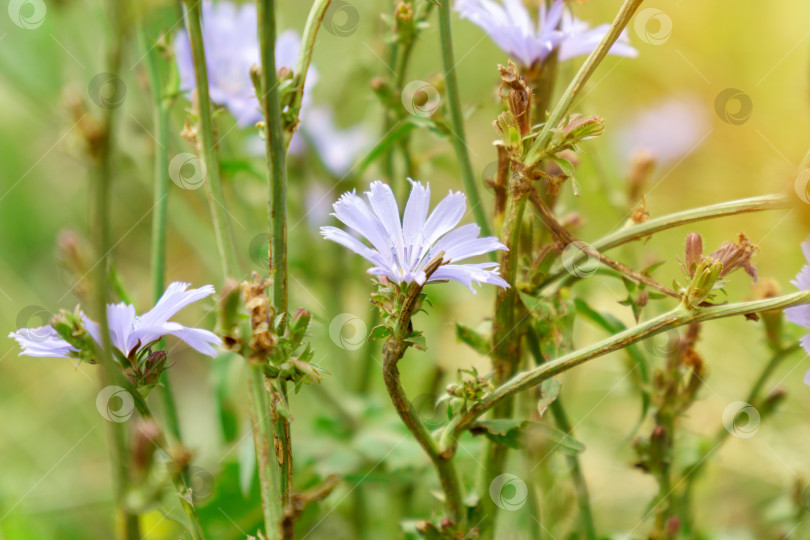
1,0,810,538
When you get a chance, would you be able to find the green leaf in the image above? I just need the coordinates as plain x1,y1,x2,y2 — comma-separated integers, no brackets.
536,378,561,417
405,332,427,351
549,155,574,176
455,322,490,355
368,325,392,341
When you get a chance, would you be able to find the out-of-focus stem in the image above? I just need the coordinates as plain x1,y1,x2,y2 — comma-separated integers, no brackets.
137,19,183,444
437,1,491,237
181,0,239,279
440,291,810,454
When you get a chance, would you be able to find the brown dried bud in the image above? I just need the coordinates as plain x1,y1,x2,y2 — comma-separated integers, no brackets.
630,197,650,224
683,233,703,278
708,233,758,281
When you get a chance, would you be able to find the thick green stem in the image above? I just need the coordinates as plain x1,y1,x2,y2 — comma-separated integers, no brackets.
248,365,284,540
525,0,645,166
440,291,810,454
541,194,789,286
181,0,239,279
437,1,491,237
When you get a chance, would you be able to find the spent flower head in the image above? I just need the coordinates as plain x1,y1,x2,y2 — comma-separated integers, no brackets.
321,180,509,293
679,233,758,309
455,0,637,68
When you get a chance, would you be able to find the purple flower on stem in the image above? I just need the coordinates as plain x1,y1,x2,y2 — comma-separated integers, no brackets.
174,1,307,126
9,282,222,359
455,0,637,67
321,180,509,292
784,238,810,383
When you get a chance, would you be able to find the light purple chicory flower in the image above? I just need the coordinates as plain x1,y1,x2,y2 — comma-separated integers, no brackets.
174,1,310,127
321,180,509,292
784,238,810,383
455,0,637,67
9,282,222,359
175,1,369,175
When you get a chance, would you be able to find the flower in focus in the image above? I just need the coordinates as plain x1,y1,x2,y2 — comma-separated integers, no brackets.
784,238,810,371
174,1,309,126
455,0,637,68
9,282,221,359
321,180,509,292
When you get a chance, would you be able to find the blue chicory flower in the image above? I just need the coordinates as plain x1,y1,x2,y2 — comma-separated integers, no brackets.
455,0,637,67
321,180,509,292
9,282,222,359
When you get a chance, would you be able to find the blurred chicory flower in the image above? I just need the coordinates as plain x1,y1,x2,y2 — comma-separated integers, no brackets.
455,0,637,68
321,180,509,292
175,1,307,126
784,238,810,376
9,282,221,359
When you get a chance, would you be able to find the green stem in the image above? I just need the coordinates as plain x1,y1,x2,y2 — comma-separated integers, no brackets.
292,0,331,117
181,0,239,279
138,19,183,444
525,328,596,540
525,0,645,166
541,194,789,287
440,291,810,454
437,1,491,237
92,2,139,537
677,343,802,531
248,365,283,540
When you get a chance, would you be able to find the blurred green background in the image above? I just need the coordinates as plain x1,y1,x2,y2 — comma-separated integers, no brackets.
1,0,810,538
